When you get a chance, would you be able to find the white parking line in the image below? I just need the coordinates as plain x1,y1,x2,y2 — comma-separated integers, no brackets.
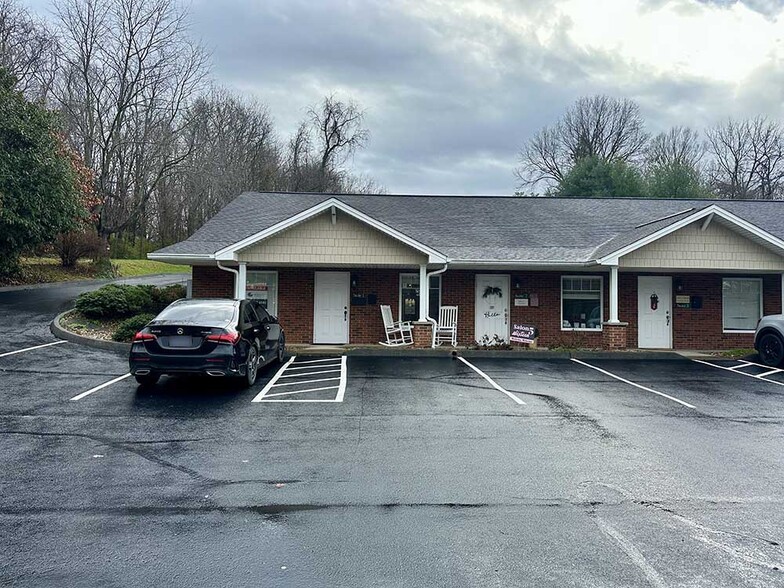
693,359,784,387
0,340,67,358
252,355,347,403
293,357,343,365
285,362,342,371
70,373,132,401
457,357,526,405
278,368,342,378
571,358,696,409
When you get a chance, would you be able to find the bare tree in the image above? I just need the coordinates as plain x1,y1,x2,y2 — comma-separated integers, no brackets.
647,126,704,169
515,95,648,189
0,0,59,100
53,0,208,237
156,88,281,240
705,116,784,199
307,95,369,190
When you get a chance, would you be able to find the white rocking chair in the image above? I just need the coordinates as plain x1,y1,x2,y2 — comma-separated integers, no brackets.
432,305,458,348
379,304,413,346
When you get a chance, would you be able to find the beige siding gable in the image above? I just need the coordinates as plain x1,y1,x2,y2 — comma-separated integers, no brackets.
237,210,428,266
619,220,784,271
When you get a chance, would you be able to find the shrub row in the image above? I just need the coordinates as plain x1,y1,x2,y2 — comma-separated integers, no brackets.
75,283,186,319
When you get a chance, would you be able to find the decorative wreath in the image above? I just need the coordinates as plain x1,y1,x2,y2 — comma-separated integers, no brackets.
482,286,503,299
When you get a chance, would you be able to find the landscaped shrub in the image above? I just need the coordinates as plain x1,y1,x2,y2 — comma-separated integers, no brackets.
75,283,185,319
150,284,185,311
75,284,154,318
112,313,156,342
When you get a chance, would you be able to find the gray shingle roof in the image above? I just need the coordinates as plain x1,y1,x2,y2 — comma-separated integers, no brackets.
151,192,784,264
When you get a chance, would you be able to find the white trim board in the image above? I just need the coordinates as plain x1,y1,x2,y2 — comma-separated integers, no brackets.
597,205,784,266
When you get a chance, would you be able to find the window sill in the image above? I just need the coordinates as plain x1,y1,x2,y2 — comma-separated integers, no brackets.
561,328,603,333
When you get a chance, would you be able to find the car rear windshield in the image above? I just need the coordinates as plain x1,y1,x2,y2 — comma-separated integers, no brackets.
154,301,236,326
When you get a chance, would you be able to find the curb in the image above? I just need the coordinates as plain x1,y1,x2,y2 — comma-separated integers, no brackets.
50,310,131,354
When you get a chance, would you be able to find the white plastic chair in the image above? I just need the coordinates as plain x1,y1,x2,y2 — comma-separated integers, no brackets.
379,305,413,346
432,305,458,347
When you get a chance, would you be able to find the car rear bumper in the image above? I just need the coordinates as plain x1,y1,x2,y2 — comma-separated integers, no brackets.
129,343,243,377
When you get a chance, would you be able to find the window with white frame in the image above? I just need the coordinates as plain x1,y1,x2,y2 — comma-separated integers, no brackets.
399,273,441,322
561,276,603,330
722,278,762,332
246,271,278,316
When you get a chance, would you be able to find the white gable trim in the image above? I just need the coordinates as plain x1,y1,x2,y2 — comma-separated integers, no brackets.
597,205,784,266
212,198,447,263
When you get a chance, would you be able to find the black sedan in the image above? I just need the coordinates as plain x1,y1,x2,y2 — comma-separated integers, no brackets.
129,298,285,387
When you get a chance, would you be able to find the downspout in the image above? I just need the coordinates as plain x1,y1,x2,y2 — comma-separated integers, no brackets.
216,261,239,299
426,262,449,348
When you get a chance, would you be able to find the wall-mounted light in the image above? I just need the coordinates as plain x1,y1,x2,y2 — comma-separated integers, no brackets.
674,278,684,293
513,276,522,289
351,273,358,288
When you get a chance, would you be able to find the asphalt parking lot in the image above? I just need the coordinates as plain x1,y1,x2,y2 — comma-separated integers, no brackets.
1,283,783,587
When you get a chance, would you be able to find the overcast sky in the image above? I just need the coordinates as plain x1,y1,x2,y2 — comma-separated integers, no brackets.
26,0,784,194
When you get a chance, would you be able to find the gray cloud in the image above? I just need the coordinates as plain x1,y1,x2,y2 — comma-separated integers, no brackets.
24,0,784,194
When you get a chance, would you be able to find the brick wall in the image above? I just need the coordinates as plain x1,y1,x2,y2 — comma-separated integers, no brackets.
620,272,781,350
189,265,783,349
191,266,233,297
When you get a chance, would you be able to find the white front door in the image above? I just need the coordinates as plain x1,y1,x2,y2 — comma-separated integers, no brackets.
638,276,672,349
314,272,350,344
475,274,510,344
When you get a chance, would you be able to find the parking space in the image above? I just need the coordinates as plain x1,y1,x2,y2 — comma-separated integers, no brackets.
252,356,348,402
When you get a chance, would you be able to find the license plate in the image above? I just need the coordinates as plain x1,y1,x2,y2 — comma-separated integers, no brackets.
168,336,194,347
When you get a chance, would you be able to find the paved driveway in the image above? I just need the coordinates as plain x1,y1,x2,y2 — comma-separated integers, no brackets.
0,282,782,587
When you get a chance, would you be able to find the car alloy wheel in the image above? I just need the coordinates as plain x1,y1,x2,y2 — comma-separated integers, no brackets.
246,346,259,386
759,333,784,367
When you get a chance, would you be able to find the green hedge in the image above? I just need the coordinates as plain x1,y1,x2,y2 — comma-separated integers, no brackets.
112,313,156,342
75,283,186,319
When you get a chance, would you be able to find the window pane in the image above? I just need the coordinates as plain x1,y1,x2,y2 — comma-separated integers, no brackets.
723,279,761,331
428,276,440,320
562,276,602,329
246,271,278,316
400,274,419,322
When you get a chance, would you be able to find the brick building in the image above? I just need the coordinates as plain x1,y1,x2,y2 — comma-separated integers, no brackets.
149,192,784,350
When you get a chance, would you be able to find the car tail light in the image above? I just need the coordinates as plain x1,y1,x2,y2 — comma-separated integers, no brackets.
133,331,156,342
206,330,240,345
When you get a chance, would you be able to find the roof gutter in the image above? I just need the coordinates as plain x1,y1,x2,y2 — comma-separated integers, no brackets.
426,262,449,348
216,261,239,299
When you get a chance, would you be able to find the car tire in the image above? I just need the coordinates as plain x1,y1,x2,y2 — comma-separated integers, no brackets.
276,336,286,363
758,332,784,367
135,373,160,386
244,345,259,387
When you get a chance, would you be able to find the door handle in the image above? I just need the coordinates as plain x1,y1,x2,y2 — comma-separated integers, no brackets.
344,306,348,321
666,311,670,326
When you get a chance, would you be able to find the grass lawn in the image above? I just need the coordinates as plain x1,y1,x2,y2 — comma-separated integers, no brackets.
113,259,190,277
0,257,189,287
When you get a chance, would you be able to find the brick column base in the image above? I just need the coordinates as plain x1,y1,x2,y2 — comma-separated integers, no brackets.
411,322,433,348
602,322,629,350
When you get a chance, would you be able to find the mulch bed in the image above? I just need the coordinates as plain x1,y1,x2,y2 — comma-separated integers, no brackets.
61,311,122,342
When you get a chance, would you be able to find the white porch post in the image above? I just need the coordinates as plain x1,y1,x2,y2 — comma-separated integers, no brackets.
608,265,620,323
237,262,247,300
418,263,429,321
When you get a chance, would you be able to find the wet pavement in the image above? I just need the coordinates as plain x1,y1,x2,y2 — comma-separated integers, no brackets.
0,278,783,587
